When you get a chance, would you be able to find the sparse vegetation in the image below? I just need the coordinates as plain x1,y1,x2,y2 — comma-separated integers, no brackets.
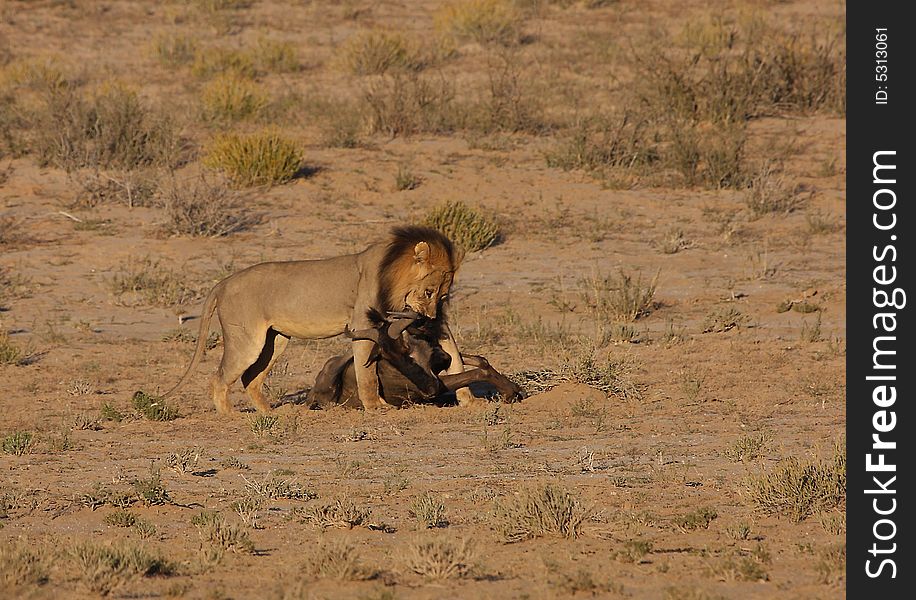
702,307,749,333
2,430,33,456
423,200,500,252
304,540,370,581
200,74,267,122
746,442,846,522
71,541,172,595
131,390,180,421
159,176,260,237
579,269,658,322
109,257,201,308
724,433,770,462
0,332,24,366
436,0,523,46
0,540,49,588
343,30,424,75
407,535,476,580
192,512,255,560
203,130,302,187
410,492,448,529
297,498,372,530
492,483,589,543
673,506,718,531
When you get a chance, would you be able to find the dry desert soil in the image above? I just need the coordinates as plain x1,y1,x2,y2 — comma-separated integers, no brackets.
2,1,845,599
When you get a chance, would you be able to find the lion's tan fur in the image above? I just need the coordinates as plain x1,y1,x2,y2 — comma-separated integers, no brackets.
161,226,463,413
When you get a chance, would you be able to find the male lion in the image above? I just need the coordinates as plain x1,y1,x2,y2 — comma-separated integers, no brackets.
161,225,471,413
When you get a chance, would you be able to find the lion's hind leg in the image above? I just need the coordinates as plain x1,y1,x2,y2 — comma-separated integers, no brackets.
212,324,272,414
241,328,290,413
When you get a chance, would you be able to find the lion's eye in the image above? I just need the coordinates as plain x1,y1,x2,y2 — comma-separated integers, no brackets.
424,289,434,299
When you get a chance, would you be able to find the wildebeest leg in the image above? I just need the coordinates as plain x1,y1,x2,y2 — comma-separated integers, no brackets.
439,323,478,406
310,354,355,408
440,355,523,402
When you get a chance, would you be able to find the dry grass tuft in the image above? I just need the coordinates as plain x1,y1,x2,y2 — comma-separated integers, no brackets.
436,0,524,46
304,539,370,580
0,332,24,366
131,391,180,421
744,163,807,216
31,85,182,173
71,541,172,596
580,269,658,322
192,512,255,560
746,442,845,522
363,73,455,137
0,540,49,589
153,33,198,67
423,200,500,252
410,492,448,529
203,130,302,187
200,74,267,122
406,535,476,579
297,498,372,530
492,483,589,543
2,430,34,455
108,257,201,307
343,30,425,75
159,176,260,237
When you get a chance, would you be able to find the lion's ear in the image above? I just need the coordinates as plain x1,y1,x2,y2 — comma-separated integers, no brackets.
414,241,430,264
452,245,466,269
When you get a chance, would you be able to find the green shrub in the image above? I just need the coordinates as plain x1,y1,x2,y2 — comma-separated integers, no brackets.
203,130,302,187
423,201,500,252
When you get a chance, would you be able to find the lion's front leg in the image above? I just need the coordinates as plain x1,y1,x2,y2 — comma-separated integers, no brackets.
351,339,393,410
439,324,482,407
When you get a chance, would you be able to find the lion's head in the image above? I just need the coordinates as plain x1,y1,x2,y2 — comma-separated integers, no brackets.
378,225,460,319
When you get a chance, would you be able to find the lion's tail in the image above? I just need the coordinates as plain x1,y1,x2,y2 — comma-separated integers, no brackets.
160,283,221,400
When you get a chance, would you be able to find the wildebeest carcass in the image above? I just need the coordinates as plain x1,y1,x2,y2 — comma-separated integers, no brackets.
308,310,522,409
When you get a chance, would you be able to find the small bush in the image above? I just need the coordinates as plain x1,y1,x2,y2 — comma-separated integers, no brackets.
200,74,267,122
133,468,171,506
395,164,421,190
31,85,182,172
243,472,316,501
746,443,846,522
0,332,23,365
108,257,201,307
165,447,201,475
192,512,255,559
131,391,180,421
546,113,657,174
410,493,448,528
105,510,138,528
702,307,748,333
614,538,653,563
673,506,718,531
423,200,500,252
0,541,49,588
297,498,371,530
191,46,257,79
252,37,300,73
153,33,197,67
579,269,658,322
343,30,423,75
249,414,279,437
744,163,806,216
436,0,523,46
159,177,260,237
815,543,846,584
492,483,589,543
407,535,475,579
71,542,172,596
204,130,302,187
305,540,369,581
2,431,33,456
363,72,455,137
724,433,771,462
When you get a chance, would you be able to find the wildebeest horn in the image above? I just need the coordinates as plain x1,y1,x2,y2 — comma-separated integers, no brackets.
386,318,415,340
386,309,424,321
344,326,381,344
